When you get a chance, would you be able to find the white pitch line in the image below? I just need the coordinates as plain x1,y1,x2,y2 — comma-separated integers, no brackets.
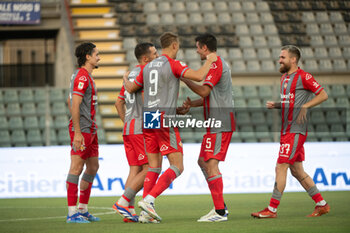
0,209,116,222
0,206,113,210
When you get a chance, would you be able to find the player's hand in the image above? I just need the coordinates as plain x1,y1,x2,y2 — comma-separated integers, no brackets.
296,107,308,125
183,97,192,108
73,132,85,152
176,105,190,115
206,53,217,63
266,101,276,109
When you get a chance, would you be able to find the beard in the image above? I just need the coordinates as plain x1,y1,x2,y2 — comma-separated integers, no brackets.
279,63,290,73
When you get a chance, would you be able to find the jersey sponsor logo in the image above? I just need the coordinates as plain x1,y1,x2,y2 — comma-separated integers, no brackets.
210,63,217,69
306,74,312,80
138,154,145,160
279,154,289,158
129,71,138,77
143,110,161,129
79,76,87,81
313,82,320,88
78,82,84,90
160,144,168,152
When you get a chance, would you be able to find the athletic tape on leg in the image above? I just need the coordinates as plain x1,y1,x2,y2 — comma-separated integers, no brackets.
307,186,320,197
272,183,282,201
82,173,95,183
66,174,79,184
169,165,181,177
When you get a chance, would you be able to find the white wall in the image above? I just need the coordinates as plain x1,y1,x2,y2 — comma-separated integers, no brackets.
0,142,349,198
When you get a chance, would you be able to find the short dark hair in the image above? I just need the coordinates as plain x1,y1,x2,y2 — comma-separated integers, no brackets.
195,33,217,52
75,42,96,67
281,45,301,63
160,32,179,49
134,42,154,62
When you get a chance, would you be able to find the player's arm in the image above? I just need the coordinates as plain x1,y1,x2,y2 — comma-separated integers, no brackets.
177,97,203,115
297,89,328,124
181,77,211,98
182,53,217,82
266,101,281,109
115,98,126,123
123,71,142,94
71,94,84,152
67,97,72,115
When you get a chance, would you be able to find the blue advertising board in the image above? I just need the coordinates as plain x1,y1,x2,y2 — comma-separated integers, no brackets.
0,1,40,24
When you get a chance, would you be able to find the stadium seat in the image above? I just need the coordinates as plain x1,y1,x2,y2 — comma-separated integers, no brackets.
43,129,58,145
228,2,242,12
316,12,330,23
253,36,267,48
4,90,19,103
261,61,275,72
338,35,350,47
199,2,214,12
236,112,251,125
51,102,67,115
218,12,231,24
11,130,26,146
57,128,70,145
189,13,203,25
232,61,246,73
260,13,274,24
175,13,188,25
214,2,228,12
39,115,53,130
315,48,328,59
333,23,347,35
22,102,36,115
304,60,319,71
235,25,249,36
160,13,174,25
319,23,334,35
27,129,43,146
34,89,47,103
330,124,346,138
329,47,342,58
255,125,271,142
6,103,21,116
53,115,68,129
143,2,156,13
331,85,346,97
256,2,269,12
171,2,185,13
203,13,217,24
232,12,245,24
257,48,272,60
240,126,256,142
0,130,11,147
0,104,5,116
333,59,347,71
243,48,256,60
239,36,253,48
263,24,278,35
0,116,8,130
242,2,255,12
267,36,282,48
228,48,243,61
231,131,241,143
19,89,34,103
158,2,171,12
146,14,160,25
24,116,39,130
185,2,199,12
318,59,333,72
246,61,261,72
302,12,315,22
246,12,259,24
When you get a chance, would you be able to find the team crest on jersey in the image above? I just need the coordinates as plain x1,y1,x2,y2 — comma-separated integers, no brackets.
160,144,168,152
179,61,187,67
78,82,84,90
79,76,87,81
306,74,312,80
138,154,145,160
210,63,217,69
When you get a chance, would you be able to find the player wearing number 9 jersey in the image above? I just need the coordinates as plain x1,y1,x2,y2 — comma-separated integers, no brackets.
251,45,330,219
113,43,159,223
124,32,218,221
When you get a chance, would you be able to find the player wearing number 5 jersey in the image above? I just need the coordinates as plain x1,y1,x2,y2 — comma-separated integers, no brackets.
181,34,234,222
124,32,218,222
113,43,158,223
251,45,330,219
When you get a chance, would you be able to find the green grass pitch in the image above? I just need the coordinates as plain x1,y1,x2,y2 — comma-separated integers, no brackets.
0,191,349,233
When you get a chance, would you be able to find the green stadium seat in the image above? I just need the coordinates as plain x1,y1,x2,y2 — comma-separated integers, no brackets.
51,102,68,115
331,84,346,98
53,115,68,129
258,85,273,98
335,97,349,108
325,111,341,124
231,131,242,142
310,111,326,124
251,112,266,126
22,103,37,115
234,98,246,108
19,89,34,103
330,124,346,138
24,116,39,130
11,129,26,146
255,125,271,142
315,124,330,139
0,116,8,130
240,126,256,142
243,86,258,98
34,89,47,103
8,117,23,130
0,104,5,116
57,128,70,145
4,90,18,103
0,130,11,146
50,89,65,103
232,86,243,98
180,130,194,143
27,129,43,146
236,112,251,125
37,102,48,115
6,103,21,116
39,116,53,130
247,98,262,108
0,90,3,103
43,129,58,146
